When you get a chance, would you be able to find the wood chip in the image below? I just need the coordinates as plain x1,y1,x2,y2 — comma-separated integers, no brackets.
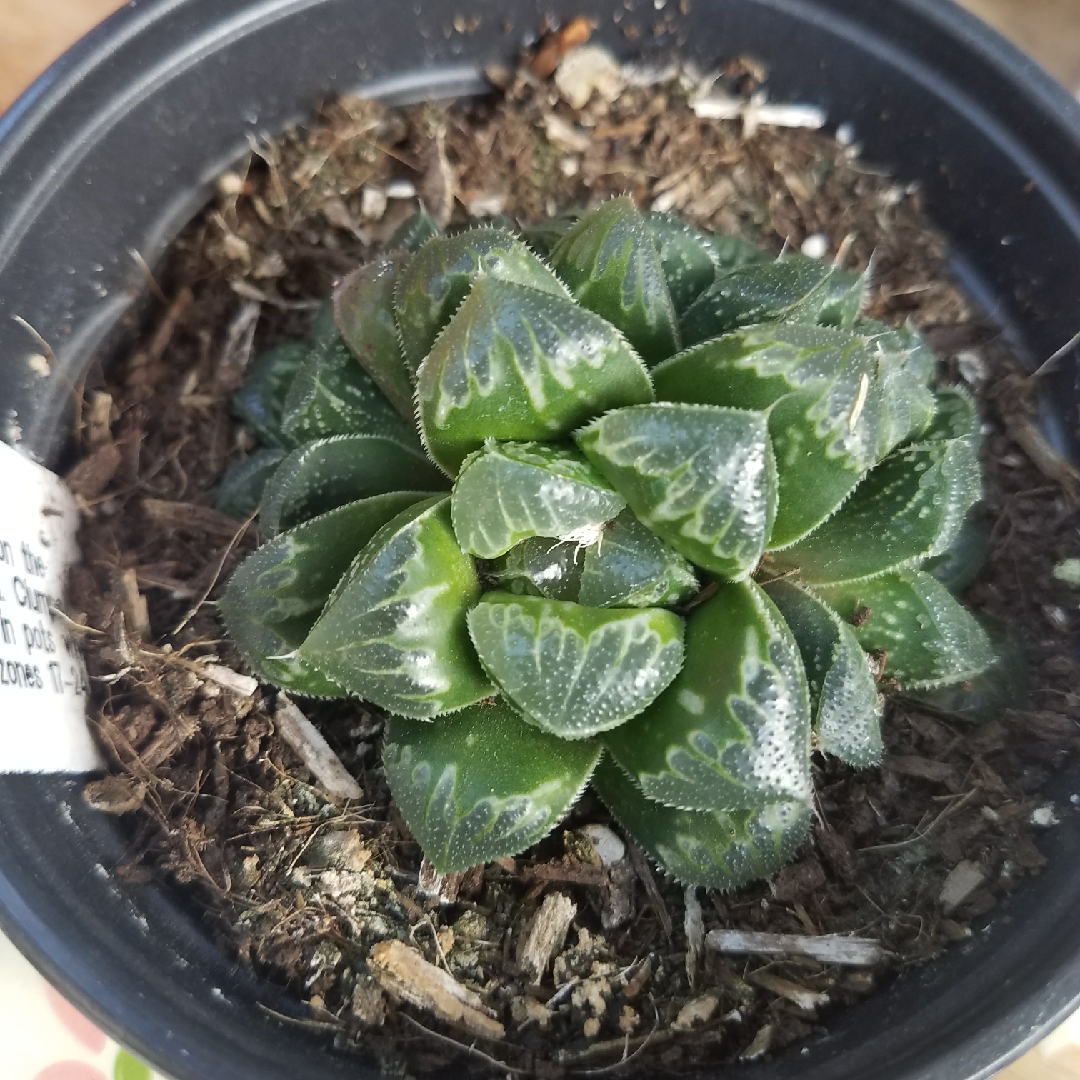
369,940,504,1040
939,860,986,914
747,971,829,1012
82,775,147,814
274,696,363,801
1003,411,1080,503
201,664,258,697
554,45,625,110
706,930,885,967
530,16,594,78
673,993,718,1031
142,499,248,539
517,892,576,984
886,755,955,782
684,887,704,988
117,567,151,639
65,441,122,501
739,1023,774,1061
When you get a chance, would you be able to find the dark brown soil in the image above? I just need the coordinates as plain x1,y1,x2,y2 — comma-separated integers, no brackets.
64,41,1080,1077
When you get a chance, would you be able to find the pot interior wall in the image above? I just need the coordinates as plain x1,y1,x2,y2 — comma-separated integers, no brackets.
0,2,1079,1079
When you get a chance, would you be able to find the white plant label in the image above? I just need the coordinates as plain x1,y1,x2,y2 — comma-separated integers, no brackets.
0,441,101,771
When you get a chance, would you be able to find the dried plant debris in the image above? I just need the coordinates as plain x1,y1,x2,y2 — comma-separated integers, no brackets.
65,32,1080,1079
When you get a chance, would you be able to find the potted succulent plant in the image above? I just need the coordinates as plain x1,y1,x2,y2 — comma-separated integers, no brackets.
1,3,1080,1080
217,200,990,890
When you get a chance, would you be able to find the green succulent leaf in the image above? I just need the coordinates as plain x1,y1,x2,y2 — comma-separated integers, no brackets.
383,702,601,873
451,440,625,559
603,579,812,812
387,208,442,253
216,448,286,520
814,568,995,689
921,385,979,443
395,229,569,373
579,509,698,608
279,330,418,446
680,254,868,345
773,435,981,584
762,578,883,767
645,211,719,313
218,492,429,696
231,341,307,449
299,496,491,717
653,321,937,545
467,592,684,739
549,196,680,365
576,402,776,580
489,538,584,601
333,253,415,420
593,757,812,890
308,298,341,351
924,510,990,593
417,277,654,475
259,434,448,536
904,617,1025,723
699,232,771,274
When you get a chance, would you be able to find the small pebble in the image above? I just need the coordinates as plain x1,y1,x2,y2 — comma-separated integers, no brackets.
835,121,856,146
1030,803,1060,827
360,185,388,220
800,233,829,259
583,1017,601,1038
385,179,417,199
1053,558,1080,586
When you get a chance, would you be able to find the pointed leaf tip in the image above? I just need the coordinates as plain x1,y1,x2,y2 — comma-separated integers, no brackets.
814,568,995,689
576,402,775,580
299,496,492,717
451,441,624,559
384,702,600,872
593,757,812,890
551,197,680,365
604,579,813,812
417,277,653,475
467,593,684,739
763,578,882,768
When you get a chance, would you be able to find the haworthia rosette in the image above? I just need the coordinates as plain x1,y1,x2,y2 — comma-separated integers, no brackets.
549,196,680,365
814,568,995,689
333,253,415,420
299,497,492,718
451,440,625,559
653,321,936,545
231,341,307,449
279,331,417,447
604,579,812,812
417,277,654,475
395,229,569,373
467,592,684,739
575,402,776,580
592,757,812,890
762,578,883,768
772,434,981,584
216,448,286,520
578,509,698,608
680,254,867,345
383,701,601,873
259,434,448,536
218,492,430,696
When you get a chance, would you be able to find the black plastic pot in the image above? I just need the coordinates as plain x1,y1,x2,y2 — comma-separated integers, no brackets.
1,1,1079,1077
